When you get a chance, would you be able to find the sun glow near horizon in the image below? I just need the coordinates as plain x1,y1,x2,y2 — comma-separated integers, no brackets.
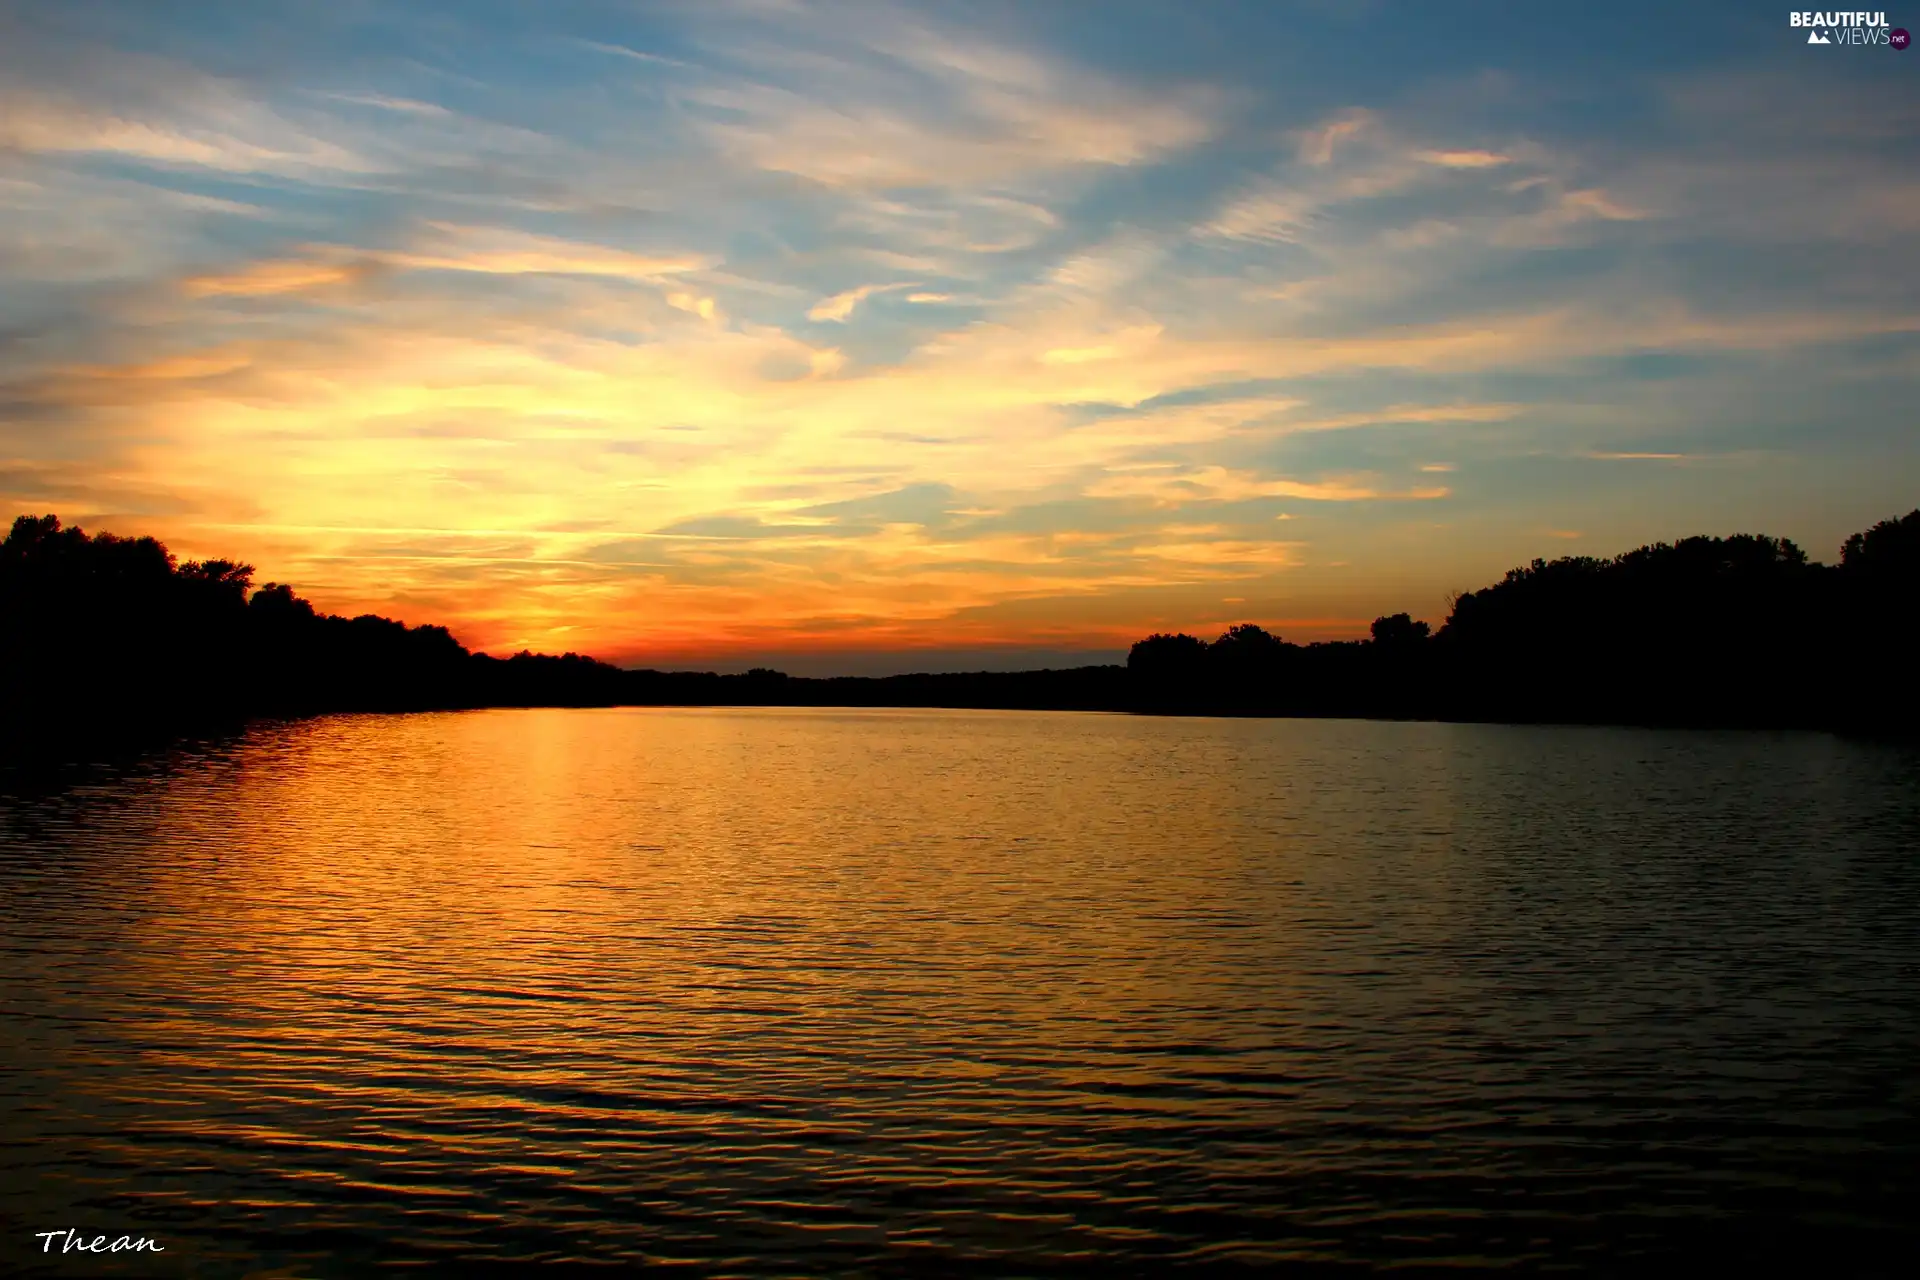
3,3,1916,672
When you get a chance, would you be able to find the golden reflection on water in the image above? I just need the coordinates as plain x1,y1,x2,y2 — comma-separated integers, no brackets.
3,708,1919,1275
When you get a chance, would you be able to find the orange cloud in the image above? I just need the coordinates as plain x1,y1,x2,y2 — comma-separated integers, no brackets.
183,259,369,297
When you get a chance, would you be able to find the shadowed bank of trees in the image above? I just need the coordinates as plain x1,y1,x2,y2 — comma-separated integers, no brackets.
3,509,1917,743
1125,519,1917,728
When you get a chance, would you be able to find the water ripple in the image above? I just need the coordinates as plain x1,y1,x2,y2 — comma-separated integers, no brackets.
2,709,1918,1275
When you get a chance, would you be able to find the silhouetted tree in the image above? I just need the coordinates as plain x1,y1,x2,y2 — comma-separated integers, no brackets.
1841,509,1920,577
1370,613,1430,645
251,582,316,622
1211,623,1284,660
0,514,488,729
1207,624,1289,698
1128,632,1209,677
1434,532,1831,725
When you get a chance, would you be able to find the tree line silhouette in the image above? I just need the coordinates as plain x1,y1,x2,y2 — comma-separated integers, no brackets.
1126,520,1917,728
3,508,1915,744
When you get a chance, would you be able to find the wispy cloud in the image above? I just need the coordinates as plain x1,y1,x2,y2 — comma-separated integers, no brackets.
388,224,710,280
682,12,1218,189
807,282,906,321
183,259,372,298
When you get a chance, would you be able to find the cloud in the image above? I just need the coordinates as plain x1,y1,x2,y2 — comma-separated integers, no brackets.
807,282,905,321
183,259,371,298
1297,108,1374,165
386,224,709,281
684,14,1217,189
1085,466,1449,507
668,292,720,320
1415,148,1510,168
1282,404,1521,433
315,91,453,117
1202,186,1321,244
170,227,710,312
1198,108,1642,268
0,82,373,176
1587,451,1692,460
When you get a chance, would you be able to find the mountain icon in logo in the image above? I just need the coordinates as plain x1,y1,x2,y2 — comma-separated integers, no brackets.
1807,28,1831,43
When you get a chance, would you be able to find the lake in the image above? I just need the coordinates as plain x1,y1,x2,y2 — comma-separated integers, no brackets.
3,708,1918,1275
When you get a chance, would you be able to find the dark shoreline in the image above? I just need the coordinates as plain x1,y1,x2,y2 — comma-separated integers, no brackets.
6,506,1917,754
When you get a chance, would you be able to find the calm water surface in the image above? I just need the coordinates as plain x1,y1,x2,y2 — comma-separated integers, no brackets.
2,708,1918,1276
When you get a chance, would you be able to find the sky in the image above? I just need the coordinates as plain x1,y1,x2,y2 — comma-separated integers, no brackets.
1,1,1916,674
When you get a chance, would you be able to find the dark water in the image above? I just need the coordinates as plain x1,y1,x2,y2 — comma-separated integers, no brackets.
2,709,1918,1276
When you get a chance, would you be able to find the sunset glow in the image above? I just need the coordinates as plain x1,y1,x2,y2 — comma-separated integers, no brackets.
3,3,1915,671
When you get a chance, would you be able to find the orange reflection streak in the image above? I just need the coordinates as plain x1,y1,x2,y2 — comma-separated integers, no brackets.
115,709,1342,1178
